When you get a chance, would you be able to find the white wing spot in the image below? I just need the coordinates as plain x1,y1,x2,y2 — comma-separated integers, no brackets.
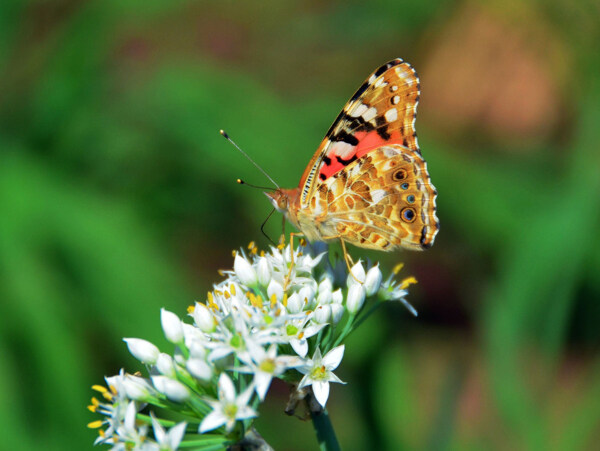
331,141,356,159
374,78,388,88
392,95,400,105
368,74,376,84
384,108,398,122
350,103,367,118
363,107,377,122
371,189,388,203
391,85,399,92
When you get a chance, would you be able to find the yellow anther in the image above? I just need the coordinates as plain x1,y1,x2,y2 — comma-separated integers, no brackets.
87,420,104,429
218,269,225,276
230,284,236,296
92,385,107,394
248,241,256,250
400,276,418,289
298,332,305,339
187,305,195,314
214,290,223,296
90,397,100,407
87,404,97,413
300,238,307,246
282,293,288,307
270,293,277,308
224,290,230,299
207,292,218,310
260,250,265,257
109,384,118,396
232,250,237,257
393,263,404,274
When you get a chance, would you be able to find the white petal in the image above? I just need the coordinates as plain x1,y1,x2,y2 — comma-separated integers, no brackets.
217,373,236,402
155,353,175,377
236,405,258,421
347,261,366,285
151,376,190,403
346,284,366,314
150,413,166,443
286,292,303,314
256,257,272,286
322,345,344,370
364,265,382,296
254,372,273,400
199,410,226,433
312,381,330,407
330,304,344,324
161,309,184,343
167,422,187,448
267,279,284,301
314,305,331,324
290,338,308,358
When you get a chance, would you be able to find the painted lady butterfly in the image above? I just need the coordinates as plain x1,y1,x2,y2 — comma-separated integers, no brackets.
266,58,439,254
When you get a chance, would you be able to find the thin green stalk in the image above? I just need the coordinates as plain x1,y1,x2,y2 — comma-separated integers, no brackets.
310,408,341,451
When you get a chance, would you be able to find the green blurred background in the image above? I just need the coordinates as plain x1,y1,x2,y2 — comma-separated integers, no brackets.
1,0,599,449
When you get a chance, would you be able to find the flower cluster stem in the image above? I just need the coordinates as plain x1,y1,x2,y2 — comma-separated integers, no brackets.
310,407,341,451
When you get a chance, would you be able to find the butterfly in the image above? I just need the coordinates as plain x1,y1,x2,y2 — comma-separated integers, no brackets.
265,58,439,256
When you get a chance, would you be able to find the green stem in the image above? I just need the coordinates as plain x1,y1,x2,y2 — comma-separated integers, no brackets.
311,408,341,451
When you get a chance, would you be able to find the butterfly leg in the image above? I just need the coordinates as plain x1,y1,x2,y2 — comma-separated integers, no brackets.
339,239,363,284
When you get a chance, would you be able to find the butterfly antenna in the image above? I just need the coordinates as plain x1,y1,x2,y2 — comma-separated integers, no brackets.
220,130,280,189
237,179,273,191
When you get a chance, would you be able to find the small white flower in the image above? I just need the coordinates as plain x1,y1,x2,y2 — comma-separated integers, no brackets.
331,288,343,305
150,413,187,451
199,373,257,433
234,253,257,286
151,376,190,403
124,338,160,365
122,375,155,401
298,285,316,308
192,302,216,333
364,264,382,296
346,284,366,314
238,343,303,400
161,309,184,344
115,401,149,447
298,346,346,407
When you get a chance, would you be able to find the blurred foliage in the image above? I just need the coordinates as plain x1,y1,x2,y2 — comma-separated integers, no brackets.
1,0,599,450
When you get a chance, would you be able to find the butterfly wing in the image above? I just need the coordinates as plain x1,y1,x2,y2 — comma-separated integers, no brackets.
298,58,421,206
307,145,438,250
297,58,438,250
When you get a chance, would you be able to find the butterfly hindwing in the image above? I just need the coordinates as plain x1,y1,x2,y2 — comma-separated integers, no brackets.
307,145,438,251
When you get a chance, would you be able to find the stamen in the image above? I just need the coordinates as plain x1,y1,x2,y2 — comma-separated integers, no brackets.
92,385,107,394
400,276,418,289
230,284,236,296
87,420,104,429
393,263,404,274
187,305,195,314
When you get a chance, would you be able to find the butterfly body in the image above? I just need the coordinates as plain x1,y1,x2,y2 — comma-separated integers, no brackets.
266,58,439,252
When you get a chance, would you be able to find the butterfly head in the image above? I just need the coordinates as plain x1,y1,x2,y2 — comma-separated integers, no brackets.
265,189,289,212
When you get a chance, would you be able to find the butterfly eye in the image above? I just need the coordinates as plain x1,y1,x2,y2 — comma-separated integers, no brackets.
401,182,409,190
393,169,407,181
407,195,415,203
401,208,416,222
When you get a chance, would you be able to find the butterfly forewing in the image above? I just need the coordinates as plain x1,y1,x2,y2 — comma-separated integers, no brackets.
286,58,438,251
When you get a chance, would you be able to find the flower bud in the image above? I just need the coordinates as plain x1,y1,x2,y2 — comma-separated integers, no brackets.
187,358,213,381
364,265,382,296
155,353,176,377
330,303,344,324
347,261,366,286
314,305,331,324
192,302,216,333
122,375,154,401
256,257,272,286
151,376,190,403
318,276,333,294
317,288,332,305
234,254,257,286
286,292,303,314
161,309,184,344
346,284,366,314
124,338,159,364
331,288,343,304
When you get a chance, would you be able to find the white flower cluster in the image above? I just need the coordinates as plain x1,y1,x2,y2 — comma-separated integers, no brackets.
89,241,417,450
